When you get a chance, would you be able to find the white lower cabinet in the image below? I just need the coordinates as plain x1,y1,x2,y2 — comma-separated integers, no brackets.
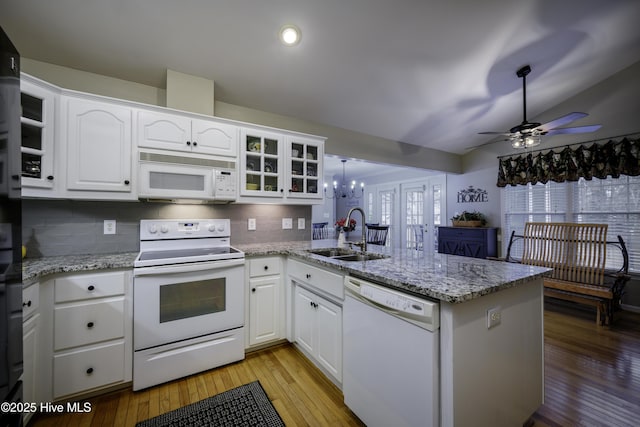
294,286,342,382
52,270,132,400
288,259,343,385
22,282,41,425
247,257,284,347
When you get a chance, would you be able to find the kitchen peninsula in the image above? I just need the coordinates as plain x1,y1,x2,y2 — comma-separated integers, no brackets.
23,240,549,426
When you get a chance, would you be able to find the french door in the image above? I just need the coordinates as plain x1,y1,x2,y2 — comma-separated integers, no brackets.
401,177,446,252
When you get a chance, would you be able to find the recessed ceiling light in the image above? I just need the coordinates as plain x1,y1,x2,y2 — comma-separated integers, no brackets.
279,24,301,46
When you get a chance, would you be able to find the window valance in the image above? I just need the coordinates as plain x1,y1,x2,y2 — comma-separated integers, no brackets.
497,136,640,187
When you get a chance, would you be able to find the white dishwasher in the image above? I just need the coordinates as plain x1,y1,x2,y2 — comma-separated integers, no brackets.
343,276,440,427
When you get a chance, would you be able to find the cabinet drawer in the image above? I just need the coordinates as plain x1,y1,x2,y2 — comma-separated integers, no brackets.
53,341,125,398
288,259,343,300
439,227,485,240
55,271,126,303
54,298,125,350
23,282,40,320
249,257,282,277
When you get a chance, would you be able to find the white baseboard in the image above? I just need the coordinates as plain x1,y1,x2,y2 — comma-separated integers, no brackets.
620,303,640,313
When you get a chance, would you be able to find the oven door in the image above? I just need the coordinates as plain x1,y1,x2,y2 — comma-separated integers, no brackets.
133,258,244,351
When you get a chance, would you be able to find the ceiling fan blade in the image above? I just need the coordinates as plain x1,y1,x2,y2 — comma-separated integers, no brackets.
478,131,511,135
538,112,588,132
544,125,602,136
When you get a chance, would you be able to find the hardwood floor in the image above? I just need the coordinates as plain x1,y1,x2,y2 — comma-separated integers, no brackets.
30,305,640,427
532,303,640,427
30,344,364,427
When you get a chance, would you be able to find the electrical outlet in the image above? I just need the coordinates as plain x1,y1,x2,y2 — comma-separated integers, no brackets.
248,218,256,231
103,219,116,235
298,218,305,229
282,218,293,229
487,306,502,329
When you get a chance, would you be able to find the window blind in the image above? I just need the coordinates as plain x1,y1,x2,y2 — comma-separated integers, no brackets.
503,176,639,272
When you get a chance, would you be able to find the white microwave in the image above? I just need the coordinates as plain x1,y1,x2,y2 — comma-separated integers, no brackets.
138,151,237,202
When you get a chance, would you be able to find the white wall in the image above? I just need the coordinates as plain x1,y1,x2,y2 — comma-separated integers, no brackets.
446,167,500,229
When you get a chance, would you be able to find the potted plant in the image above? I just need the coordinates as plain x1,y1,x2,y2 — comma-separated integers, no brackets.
451,211,487,227
335,217,356,232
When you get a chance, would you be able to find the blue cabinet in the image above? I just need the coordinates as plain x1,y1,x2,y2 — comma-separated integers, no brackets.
437,227,498,259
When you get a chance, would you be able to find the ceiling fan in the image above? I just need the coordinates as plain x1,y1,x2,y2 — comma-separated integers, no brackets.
478,64,601,149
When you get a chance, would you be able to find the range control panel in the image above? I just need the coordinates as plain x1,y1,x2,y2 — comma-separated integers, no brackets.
140,219,230,240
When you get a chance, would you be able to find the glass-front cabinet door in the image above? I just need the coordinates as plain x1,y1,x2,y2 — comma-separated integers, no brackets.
20,78,56,190
286,136,323,199
240,128,283,197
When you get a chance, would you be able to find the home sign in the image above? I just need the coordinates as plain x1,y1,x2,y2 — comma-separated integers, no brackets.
457,186,488,203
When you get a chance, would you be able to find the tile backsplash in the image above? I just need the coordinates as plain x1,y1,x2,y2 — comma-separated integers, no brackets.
22,200,311,258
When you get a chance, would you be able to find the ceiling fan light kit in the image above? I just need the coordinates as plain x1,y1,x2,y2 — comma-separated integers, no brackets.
479,64,601,150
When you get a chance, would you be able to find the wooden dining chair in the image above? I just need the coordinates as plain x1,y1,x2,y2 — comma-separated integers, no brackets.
409,224,424,250
366,225,389,246
312,222,329,240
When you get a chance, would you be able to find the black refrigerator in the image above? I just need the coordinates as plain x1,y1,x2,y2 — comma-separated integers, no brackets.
0,25,23,427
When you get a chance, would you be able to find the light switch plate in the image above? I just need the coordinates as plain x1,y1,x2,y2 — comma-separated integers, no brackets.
248,218,256,231
282,218,293,229
298,218,305,229
103,219,116,235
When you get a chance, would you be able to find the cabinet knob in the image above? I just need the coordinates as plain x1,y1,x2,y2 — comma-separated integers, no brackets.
86,367,94,375
252,288,256,293
124,180,130,185
306,273,311,279
264,265,269,271
87,322,94,328
186,141,191,146
87,285,95,291
23,300,32,308
47,175,54,181
192,141,198,146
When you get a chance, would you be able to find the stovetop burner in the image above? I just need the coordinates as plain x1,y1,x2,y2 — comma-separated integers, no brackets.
134,219,244,268
138,246,243,262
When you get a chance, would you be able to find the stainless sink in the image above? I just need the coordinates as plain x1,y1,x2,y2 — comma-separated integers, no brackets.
331,253,388,262
306,248,352,258
306,248,389,262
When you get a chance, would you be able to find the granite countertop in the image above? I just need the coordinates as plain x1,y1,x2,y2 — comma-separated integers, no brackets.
22,252,139,283
22,240,550,303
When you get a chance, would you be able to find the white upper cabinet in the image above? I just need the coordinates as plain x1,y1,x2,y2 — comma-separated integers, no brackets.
286,135,323,200
239,127,325,203
240,128,284,198
20,76,57,193
64,96,134,195
138,110,238,157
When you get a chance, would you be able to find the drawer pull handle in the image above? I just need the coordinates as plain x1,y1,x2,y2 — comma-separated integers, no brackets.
306,273,311,279
23,300,32,308
87,322,95,328
87,285,95,291
86,368,94,375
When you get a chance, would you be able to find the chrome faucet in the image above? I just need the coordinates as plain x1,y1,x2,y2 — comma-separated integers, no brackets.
346,207,367,252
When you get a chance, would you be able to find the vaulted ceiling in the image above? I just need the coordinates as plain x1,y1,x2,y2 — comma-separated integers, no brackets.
3,0,640,160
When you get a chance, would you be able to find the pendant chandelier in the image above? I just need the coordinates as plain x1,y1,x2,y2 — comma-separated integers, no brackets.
324,159,364,199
